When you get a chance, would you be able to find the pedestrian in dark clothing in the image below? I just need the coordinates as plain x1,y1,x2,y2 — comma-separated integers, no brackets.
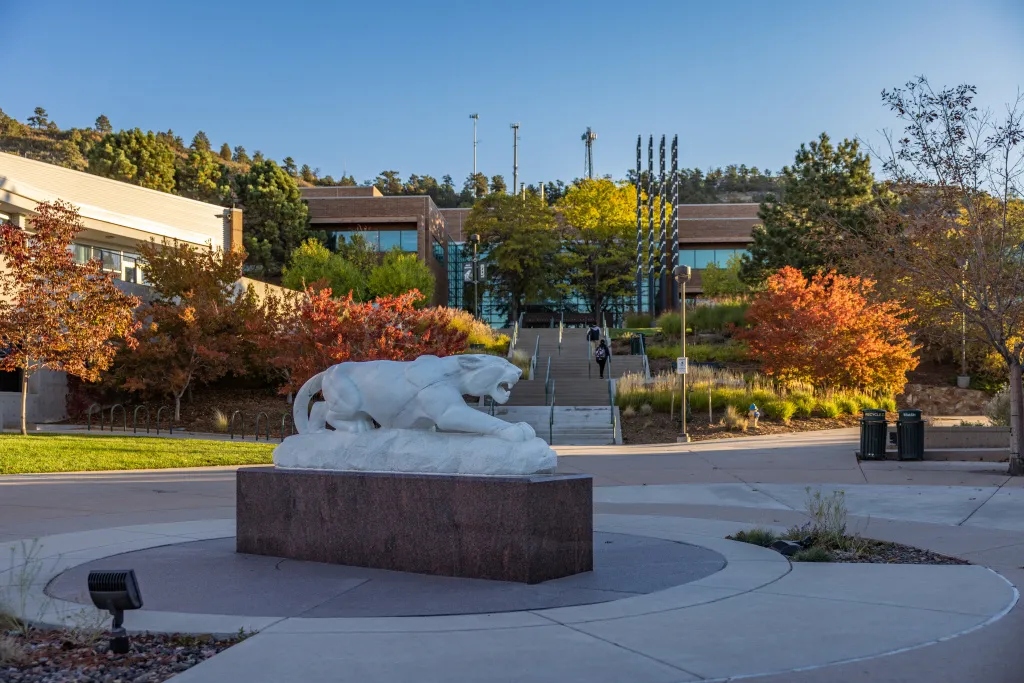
587,323,602,356
595,339,609,379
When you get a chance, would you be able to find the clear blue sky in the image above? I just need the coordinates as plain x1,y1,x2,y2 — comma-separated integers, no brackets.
5,0,1022,186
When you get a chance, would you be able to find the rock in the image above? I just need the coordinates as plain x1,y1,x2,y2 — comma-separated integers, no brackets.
274,429,557,476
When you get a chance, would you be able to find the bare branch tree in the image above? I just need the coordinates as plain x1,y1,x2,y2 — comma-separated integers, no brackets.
871,77,1024,473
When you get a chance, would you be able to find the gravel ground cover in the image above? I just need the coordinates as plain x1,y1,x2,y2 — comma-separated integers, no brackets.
1,630,242,683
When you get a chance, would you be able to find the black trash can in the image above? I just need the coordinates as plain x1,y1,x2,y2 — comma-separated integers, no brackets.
858,409,888,460
630,333,648,355
896,409,924,461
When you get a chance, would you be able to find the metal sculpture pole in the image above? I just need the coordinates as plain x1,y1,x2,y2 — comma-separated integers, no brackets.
635,136,643,313
659,135,667,312
646,135,655,314
671,135,679,308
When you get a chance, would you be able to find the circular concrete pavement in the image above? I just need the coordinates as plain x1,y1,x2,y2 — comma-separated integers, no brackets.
45,532,726,618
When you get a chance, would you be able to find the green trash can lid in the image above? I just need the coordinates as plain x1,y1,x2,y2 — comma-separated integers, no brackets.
898,409,922,420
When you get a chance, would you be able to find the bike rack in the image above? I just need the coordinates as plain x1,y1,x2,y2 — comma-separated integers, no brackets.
280,413,294,442
156,406,174,435
86,403,104,431
110,404,127,432
133,405,151,434
229,411,244,440
254,412,271,441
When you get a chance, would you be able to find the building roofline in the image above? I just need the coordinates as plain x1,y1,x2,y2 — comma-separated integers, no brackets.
0,152,230,213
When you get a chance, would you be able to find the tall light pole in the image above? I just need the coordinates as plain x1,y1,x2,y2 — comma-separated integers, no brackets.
471,234,481,319
510,123,520,196
674,265,691,443
469,114,479,196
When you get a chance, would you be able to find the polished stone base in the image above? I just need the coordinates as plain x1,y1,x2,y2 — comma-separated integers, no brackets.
236,467,593,584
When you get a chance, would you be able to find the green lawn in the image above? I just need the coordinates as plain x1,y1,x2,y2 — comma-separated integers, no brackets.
0,434,274,474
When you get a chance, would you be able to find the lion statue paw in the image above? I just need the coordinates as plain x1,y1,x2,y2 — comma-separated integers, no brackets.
495,422,536,442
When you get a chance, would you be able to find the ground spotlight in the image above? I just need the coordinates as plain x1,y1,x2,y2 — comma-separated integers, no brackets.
88,569,143,654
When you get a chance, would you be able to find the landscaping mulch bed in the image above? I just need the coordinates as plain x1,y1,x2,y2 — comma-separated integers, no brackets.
831,540,969,565
1,630,240,682
621,412,859,445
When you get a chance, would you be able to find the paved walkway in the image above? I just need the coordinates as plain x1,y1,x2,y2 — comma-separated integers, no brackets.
1,428,1023,682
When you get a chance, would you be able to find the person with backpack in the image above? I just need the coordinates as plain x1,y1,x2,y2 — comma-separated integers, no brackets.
594,339,610,379
587,323,602,356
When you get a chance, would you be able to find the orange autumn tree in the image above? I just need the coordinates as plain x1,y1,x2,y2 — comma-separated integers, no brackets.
741,267,918,394
274,288,469,394
0,201,139,434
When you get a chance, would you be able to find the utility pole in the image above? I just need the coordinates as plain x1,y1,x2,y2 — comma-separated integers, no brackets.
581,127,597,179
510,123,520,196
469,114,479,196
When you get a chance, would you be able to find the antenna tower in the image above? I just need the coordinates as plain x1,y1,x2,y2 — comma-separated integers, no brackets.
581,127,597,179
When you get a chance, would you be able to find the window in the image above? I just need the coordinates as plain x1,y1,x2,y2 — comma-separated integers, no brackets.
71,243,92,264
378,230,401,252
123,253,141,284
400,230,418,252
432,237,445,262
693,250,716,269
678,248,749,269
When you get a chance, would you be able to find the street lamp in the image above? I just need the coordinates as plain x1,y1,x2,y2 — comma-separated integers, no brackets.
470,234,481,319
673,265,691,443
957,258,970,388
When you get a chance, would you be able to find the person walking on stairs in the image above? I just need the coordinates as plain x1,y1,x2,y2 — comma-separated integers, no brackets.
594,339,610,379
587,323,602,356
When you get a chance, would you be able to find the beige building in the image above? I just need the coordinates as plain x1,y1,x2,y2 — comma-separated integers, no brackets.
0,152,244,427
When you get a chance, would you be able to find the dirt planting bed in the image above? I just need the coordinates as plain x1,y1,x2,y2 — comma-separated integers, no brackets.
620,412,859,444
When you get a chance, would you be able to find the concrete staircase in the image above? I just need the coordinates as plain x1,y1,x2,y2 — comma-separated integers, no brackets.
489,326,648,444
479,406,618,446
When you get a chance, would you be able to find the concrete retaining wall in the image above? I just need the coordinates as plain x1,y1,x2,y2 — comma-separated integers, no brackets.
0,368,67,429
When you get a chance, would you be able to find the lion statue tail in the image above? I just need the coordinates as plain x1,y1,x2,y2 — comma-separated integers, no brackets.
293,371,326,434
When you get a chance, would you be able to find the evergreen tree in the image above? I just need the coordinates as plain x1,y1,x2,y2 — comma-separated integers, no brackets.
252,150,265,163
283,157,297,177
740,133,878,286
373,170,403,195
234,160,311,276
177,149,228,204
219,142,232,161
490,175,507,194
94,115,112,133
191,131,211,152
300,164,316,184
87,128,177,192
27,107,49,130
233,145,250,164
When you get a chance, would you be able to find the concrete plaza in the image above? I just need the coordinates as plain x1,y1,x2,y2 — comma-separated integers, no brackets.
2,428,1023,682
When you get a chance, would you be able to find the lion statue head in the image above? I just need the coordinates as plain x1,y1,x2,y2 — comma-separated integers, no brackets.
453,354,523,404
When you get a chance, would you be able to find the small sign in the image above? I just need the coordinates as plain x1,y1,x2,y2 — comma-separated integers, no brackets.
463,263,474,282
676,357,688,374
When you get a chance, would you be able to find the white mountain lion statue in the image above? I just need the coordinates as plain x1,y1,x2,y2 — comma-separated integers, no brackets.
276,354,556,476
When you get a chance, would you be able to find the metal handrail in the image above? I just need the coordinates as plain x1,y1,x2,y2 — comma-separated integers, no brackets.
558,312,564,355
608,378,616,424
529,335,540,380
548,379,556,445
508,319,519,357
544,356,551,388
638,332,651,381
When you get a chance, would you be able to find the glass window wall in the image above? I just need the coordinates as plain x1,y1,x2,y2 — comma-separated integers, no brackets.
677,248,750,269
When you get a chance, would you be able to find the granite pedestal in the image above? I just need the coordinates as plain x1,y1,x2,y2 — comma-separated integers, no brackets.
236,467,593,584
